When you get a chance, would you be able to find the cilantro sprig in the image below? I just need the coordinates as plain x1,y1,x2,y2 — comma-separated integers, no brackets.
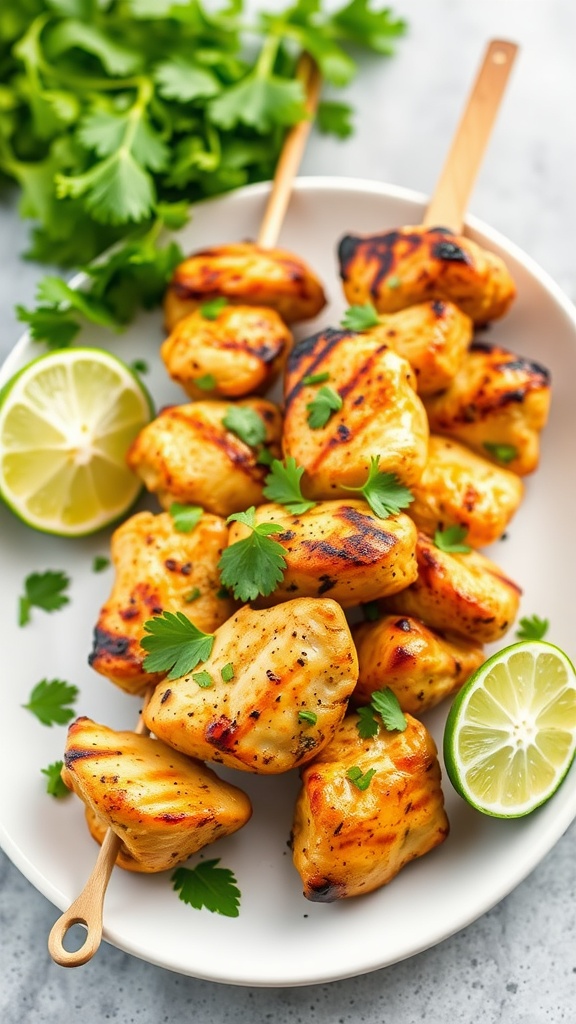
434,525,471,554
356,687,407,739
306,385,343,429
263,458,316,514
223,407,267,448
41,761,70,799
340,302,380,332
141,612,214,680
343,456,414,519
172,859,241,917
2,2,406,346
169,503,203,534
23,679,78,727
346,766,376,791
18,570,70,626
516,614,549,641
219,507,287,602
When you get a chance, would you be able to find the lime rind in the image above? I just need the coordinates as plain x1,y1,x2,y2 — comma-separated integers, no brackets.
443,641,576,818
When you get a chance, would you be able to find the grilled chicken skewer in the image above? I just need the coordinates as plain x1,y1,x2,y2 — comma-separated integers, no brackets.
49,53,325,969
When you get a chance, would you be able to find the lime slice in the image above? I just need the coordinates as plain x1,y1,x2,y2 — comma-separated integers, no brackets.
0,348,153,536
443,640,576,817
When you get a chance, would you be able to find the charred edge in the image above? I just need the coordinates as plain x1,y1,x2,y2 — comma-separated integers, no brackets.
338,506,398,552
285,329,350,407
391,644,417,667
89,627,130,664
318,574,337,594
156,813,188,824
205,715,239,751
160,688,172,704
215,337,285,364
266,669,281,682
395,618,413,632
337,234,362,277
306,877,344,903
470,342,551,383
432,240,471,264
64,748,109,765
431,300,447,317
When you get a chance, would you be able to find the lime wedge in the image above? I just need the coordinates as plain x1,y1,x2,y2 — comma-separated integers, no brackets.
443,640,576,817
0,348,153,536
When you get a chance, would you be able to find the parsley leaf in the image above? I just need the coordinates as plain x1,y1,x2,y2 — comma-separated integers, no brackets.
343,456,414,518
317,100,354,138
340,302,380,331
19,570,71,627
223,406,266,447
371,688,407,732
346,765,376,790
92,555,110,573
356,687,406,739
141,612,214,680
171,859,241,918
483,442,518,464
169,503,203,534
221,663,235,682
516,615,549,641
298,710,318,726
200,297,228,320
219,507,287,602
41,761,70,798
302,371,330,386
306,385,343,429
263,458,316,514
23,679,78,727
434,525,471,554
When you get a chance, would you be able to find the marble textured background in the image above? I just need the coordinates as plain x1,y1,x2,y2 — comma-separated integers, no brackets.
1,1,575,1020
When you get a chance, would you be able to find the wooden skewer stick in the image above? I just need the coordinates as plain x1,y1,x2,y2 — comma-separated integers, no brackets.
423,39,518,233
257,52,322,248
47,53,322,971
47,689,153,967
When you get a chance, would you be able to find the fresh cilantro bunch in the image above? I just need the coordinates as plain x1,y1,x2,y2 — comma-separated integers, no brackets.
0,0,406,346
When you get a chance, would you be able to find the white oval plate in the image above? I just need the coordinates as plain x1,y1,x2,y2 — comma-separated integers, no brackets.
1,178,576,988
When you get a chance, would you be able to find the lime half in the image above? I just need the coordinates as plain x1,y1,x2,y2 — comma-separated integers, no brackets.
0,348,153,536
443,640,576,818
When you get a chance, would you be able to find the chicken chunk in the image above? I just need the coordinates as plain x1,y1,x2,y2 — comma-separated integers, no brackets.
283,327,429,495
380,532,521,644
144,598,358,774
363,299,473,394
422,342,551,476
62,717,252,873
164,242,326,329
338,225,515,324
352,614,484,714
292,713,449,901
228,500,417,607
89,511,236,695
160,304,292,400
409,435,524,548
126,398,282,517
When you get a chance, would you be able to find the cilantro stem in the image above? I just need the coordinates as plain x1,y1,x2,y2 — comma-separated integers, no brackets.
256,35,281,78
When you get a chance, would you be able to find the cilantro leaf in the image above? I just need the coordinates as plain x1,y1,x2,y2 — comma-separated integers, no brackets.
371,688,407,732
194,374,217,391
16,306,80,350
306,385,343,429
302,371,330,386
346,765,376,790
23,679,78,727
332,0,407,54
298,709,317,726
223,406,266,447
141,612,214,680
434,525,471,554
130,359,149,375
200,297,229,320
263,458,316,514
219,507,287,602
169,503,203,534
92,555,110,573
154,58,221,102
184,587,201,603
221,663,235,682
340,302,380,331
516,614,549,641
483,442,518,465
356,705,379,739
56,151,157,226
19,570,71,626
317,100,354,138
193,670,214,688
343,456,414,519
171,859,241,917
210,74,306,133
41,761,70,798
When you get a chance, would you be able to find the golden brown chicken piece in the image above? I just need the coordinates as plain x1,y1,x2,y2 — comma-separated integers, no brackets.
380,532,521,644
89,511,236,695
422,342,551,476
160,304,292,400
292,713,449,901
352,614,484,714
338,225,516,324
62,717,252,873
228,501,417,607
362,299,472,394
164,242,326,330
126,398,282,518
409,435,524,548
144,598,358,775
283,327,429,495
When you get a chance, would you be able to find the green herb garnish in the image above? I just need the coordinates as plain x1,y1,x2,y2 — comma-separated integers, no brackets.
41,761,70,798
169,503,203,534
346,766,376,791
483,442,518,464
200,297,228,320
343,456,413,519
263,458,316,514
340,302,380,331
516,615,549,641
221,663,235,683
306,385,343,429
92,556,110,573
23,679,78,727
302,371,331,386
434,525,471,554
298,710,318,726
172,859,241,918
218,507,287,602
356,687,407,739
19,570,70,627
141,612,214,680
223,407,266,448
